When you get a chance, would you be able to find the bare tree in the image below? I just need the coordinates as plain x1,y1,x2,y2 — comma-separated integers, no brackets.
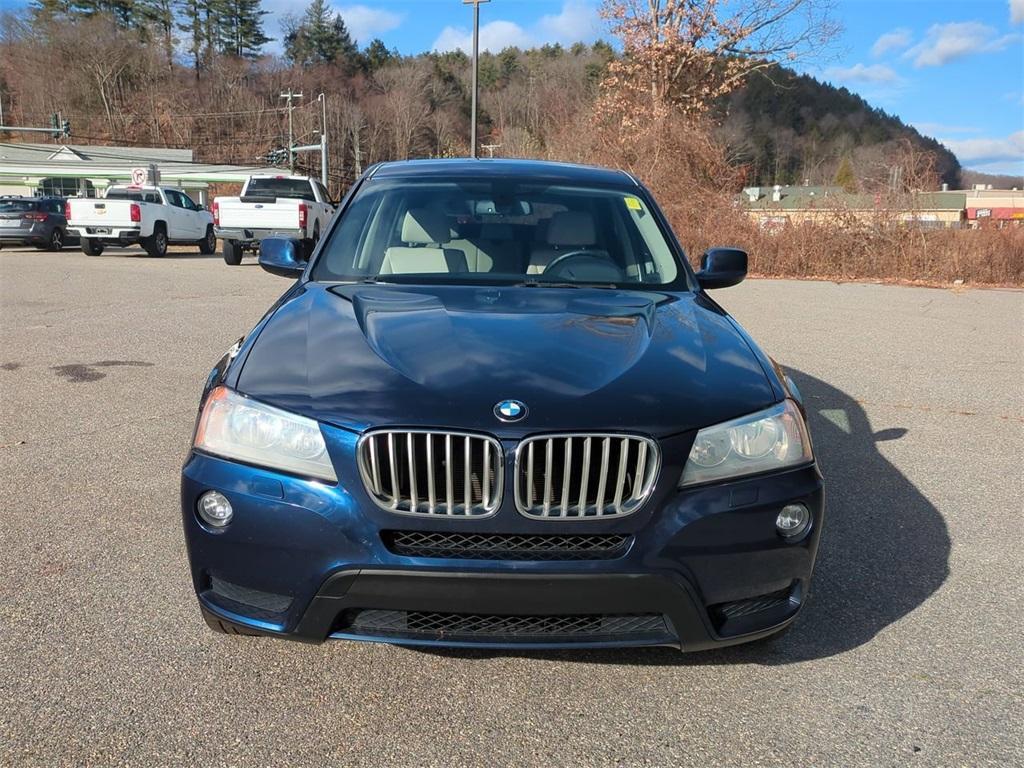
598,0,839,125
374,62,431,160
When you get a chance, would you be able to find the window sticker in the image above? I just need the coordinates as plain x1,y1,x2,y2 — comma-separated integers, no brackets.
624,196,643,211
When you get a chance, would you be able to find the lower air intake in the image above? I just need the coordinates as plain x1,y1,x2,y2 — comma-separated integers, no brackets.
339,609,669,642
381,530,631,560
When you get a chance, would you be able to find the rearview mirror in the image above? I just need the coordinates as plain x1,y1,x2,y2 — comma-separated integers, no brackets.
696,247,747,290
259,238,307,278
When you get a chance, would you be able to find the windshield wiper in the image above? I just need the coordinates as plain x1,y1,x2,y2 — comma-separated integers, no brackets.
513,279,619,290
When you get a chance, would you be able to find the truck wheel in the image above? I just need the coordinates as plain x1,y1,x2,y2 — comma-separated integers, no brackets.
143,224,168,258
199,225,217,255
223,239,243,266
80,238,104,256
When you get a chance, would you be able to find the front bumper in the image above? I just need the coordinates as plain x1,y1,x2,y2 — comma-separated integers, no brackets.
181,427,824,651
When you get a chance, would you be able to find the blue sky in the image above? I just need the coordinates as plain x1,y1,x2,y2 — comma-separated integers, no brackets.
1,0,1021,173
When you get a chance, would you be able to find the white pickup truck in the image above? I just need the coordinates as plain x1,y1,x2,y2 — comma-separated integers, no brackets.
213,175,335,265
67,186,216,257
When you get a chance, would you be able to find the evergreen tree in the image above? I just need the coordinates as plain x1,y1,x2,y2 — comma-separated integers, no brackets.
69,0,136,27
137,0,176,64
834,156,858,192
177,0,211,75
217,0,271,58
284,0,356,67
363,38,396,71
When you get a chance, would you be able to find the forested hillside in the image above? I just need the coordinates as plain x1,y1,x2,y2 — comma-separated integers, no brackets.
0,0,964,193
718,65,962,188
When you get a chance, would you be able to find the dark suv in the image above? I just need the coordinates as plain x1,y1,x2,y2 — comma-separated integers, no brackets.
0,196,76,251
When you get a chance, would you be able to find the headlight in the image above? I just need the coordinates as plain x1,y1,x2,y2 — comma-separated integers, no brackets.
680,400,812,487
194,386,337,482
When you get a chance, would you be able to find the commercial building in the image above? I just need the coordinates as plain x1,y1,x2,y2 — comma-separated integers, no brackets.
0,143,274,203
742,185,1024,229
965,187,1024,227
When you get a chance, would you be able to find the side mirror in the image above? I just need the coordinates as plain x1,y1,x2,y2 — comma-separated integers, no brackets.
259,237,307,278
696,247,747,290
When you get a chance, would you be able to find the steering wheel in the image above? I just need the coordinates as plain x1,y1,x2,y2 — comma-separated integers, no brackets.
542,250,625,282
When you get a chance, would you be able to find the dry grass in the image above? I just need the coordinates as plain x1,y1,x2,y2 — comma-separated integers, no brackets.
678,202,1024,286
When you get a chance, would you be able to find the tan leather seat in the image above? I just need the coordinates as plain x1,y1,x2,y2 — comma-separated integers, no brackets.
528,211,598,274
448,223,524,273
380,208,467,274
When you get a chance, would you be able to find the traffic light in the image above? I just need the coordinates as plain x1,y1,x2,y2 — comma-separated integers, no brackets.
261,147,289,165
50,113,59,139
61,119,70,138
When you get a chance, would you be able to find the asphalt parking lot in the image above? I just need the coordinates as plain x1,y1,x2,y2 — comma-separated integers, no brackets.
1,245,1022,767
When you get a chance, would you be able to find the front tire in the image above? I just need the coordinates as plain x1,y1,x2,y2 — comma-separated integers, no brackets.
223,239,243,265
80,238,104,256
143,224,168,258
199,225,217,255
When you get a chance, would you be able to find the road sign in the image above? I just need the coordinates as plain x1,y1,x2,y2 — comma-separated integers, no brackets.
131,167,147,186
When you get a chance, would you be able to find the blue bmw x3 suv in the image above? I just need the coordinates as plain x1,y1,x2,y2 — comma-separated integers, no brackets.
182,159,824,651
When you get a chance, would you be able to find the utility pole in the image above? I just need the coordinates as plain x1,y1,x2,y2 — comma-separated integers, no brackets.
279,90,303,174
463,0,490,158
480,143,501,158
318,93,328,188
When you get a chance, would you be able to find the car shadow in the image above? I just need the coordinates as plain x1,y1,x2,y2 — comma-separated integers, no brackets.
411,368,951,666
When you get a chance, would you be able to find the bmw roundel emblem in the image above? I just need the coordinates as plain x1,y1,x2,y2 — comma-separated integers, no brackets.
494,399,528,422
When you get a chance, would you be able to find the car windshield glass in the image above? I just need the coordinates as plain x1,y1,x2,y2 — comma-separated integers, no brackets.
245,178,315,201
311,179,684,288
0,200,36,212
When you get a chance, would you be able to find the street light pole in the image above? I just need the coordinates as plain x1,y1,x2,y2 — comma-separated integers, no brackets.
463,0,490,159
318,93,328,188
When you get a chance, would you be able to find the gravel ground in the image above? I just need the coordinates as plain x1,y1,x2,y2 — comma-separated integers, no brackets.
1,246,1022,767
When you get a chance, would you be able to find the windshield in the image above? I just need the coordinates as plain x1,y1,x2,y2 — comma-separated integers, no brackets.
246,178,315,201
311,179,685,288
0,200,36,212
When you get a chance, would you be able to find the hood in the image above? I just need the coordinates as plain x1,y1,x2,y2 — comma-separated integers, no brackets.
235,282,778,437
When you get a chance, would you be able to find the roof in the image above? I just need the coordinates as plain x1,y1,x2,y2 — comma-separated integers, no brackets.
371,158,636,187
743,185,967,211
0,143,193,164
0,142,278,187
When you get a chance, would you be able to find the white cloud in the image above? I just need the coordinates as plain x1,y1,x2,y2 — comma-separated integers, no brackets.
537,0,601,42
904,22,1019,67
1012,0,1024,25
941,131,1024,171
336,4,403,44
825,63,902,84
432,0,600,53
432,20,533,54
871,28,912,57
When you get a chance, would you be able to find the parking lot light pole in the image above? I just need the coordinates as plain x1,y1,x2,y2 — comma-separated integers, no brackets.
463,0,490,159
318,93,328,188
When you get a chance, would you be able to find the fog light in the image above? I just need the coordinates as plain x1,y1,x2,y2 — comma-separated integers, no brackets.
198,490,233,527
776,503,810,538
